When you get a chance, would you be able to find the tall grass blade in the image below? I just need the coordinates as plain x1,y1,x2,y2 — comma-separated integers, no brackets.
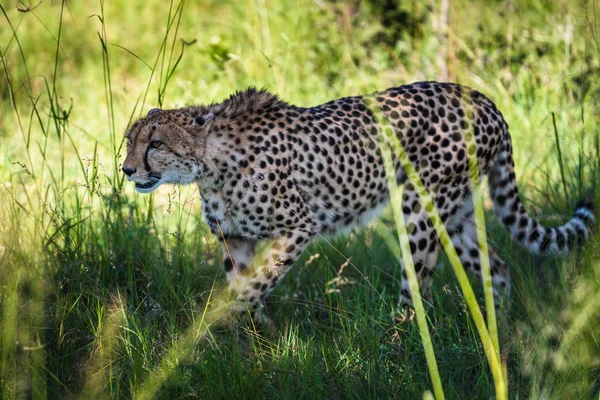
376,109,445,399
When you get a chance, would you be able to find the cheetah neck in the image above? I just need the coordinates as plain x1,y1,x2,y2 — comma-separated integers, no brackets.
194,133,239,192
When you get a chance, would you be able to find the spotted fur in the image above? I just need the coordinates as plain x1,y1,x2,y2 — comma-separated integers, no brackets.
123,82,595,321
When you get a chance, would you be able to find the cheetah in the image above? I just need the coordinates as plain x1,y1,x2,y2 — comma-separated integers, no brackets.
122,82,595,322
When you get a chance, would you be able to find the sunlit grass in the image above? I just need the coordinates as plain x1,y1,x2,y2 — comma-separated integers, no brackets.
0,0,599,398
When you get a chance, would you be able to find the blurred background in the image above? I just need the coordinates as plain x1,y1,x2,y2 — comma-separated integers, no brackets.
0,0,599,398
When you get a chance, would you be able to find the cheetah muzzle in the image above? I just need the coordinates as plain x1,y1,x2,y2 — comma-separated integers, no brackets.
122,81,595,324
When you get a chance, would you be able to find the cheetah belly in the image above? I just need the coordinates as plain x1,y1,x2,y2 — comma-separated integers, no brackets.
296,159,392,235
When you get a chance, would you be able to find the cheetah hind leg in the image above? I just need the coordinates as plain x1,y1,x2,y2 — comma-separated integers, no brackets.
448,213,512,359
448,209,511,312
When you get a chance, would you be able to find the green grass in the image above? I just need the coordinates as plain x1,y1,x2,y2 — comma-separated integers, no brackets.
1,0,600,398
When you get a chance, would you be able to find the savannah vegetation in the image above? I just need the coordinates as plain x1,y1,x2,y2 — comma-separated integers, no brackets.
1,0,599,398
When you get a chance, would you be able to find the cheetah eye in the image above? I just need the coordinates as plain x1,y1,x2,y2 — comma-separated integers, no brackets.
150,140,163,149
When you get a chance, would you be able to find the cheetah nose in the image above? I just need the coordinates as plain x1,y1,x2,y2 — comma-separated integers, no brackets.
122,166,136,176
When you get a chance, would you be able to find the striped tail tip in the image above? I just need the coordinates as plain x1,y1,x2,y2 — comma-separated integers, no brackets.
574,198,595,229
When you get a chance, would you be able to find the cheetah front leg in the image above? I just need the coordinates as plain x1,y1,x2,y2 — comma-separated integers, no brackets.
225,230,314,325
221,236,258,284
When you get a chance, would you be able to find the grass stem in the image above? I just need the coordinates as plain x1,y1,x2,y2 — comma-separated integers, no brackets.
376,163,445,400
551,111,569,201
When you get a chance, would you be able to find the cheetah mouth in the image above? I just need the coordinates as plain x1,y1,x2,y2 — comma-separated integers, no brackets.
135,174,161,192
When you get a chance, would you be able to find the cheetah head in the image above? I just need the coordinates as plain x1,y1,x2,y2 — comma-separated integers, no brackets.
122,108,214,193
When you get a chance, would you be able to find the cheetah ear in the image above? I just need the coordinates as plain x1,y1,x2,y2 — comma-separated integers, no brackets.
147,108,162,117
189,112,215,160
193,112,215,134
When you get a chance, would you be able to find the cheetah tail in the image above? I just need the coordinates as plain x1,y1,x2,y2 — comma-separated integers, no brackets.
488,145,595,255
